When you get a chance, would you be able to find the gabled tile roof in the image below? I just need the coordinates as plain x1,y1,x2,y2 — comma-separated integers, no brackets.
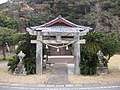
40,15,78,27
27,15,92,33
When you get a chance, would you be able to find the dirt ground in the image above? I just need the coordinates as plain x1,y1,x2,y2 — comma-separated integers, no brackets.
68,55,120,84
0,55,120,85
0,61,49,85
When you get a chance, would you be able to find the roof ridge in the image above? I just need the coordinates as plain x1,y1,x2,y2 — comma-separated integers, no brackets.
40,15,78,27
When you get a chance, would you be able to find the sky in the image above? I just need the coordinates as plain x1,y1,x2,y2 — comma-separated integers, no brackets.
0,0,8,4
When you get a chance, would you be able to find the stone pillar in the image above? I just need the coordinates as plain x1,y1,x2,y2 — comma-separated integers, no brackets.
74,35,80,74
36,35,43,75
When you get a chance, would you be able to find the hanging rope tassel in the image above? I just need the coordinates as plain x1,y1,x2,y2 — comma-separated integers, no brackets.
66,46,69,50
46,45,48,49
57,48,60,52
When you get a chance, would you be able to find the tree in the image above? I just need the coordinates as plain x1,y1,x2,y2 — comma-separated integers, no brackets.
80,31,120,75
83,30,120,59
27,0,44,4
0,27,17,60
102,32,120,59
80,50,98,75
0,14,18,60
0,14,18,30
82,31,104,54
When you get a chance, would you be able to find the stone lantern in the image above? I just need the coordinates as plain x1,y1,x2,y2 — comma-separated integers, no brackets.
14,51,27,75
18,51,26,62
97,50,108,74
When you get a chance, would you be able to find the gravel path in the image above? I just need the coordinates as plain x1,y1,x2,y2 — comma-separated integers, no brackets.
0,61,7,68
44,64,71,85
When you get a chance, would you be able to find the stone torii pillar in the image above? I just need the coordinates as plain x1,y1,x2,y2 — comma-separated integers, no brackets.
74,35,85,74
74,34,80,74
31,34,43,75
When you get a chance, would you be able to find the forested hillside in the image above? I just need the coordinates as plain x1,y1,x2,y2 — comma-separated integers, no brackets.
0,0,120,35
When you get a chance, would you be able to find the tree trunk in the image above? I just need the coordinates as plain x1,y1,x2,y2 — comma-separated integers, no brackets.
95,2,101,30
2,46,6,60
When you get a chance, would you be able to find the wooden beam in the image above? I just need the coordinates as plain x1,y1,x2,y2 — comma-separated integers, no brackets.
31,40,38,43
43,40,71,44
77,39,86,44
31,39,86,44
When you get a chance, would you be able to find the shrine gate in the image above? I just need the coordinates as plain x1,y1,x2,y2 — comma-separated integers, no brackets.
27,15,91,75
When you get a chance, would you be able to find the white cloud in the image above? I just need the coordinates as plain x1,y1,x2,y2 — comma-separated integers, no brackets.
0,0,8,4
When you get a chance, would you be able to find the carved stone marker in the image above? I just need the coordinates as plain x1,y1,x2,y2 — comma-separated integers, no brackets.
67,64,74,74
14,51,27,75
97,50,108,75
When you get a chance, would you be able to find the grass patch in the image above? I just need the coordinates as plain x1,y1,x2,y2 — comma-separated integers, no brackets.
0,53,14,62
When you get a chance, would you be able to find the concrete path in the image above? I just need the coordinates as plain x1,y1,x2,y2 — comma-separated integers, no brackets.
44,64,71,85
1,83,120,90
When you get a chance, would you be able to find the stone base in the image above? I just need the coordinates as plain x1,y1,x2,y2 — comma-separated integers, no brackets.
97,66,108,75
67,64,74,74
14,72,27,76
14,62,27,76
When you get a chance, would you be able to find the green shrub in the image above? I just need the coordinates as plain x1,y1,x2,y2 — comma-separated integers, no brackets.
8,33,36,74
80,50,99,75
7,55,19,72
